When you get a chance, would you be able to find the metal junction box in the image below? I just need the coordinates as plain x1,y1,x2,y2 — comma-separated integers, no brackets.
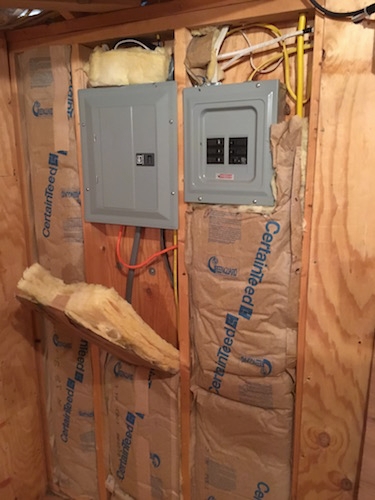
183,80,284,206
78,81,178,229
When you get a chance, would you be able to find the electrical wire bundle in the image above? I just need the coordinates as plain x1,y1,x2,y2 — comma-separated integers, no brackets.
116,226,179,309
309,0,375,23
216,15,312,116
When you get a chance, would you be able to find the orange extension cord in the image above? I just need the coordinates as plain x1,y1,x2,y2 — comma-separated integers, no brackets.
116,226,178,270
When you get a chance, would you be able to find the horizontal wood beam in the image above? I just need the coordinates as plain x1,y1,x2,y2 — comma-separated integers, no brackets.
7,0,312,50
0,0,138,13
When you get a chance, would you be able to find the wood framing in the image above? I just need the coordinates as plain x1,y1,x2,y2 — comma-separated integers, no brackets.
0,0,140,13
174,26,192,500
358,340,375,499
0,33,47,499
6,0,312,50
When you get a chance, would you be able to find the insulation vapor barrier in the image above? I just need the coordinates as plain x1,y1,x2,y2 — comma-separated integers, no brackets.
186,116,306,499
17,45,98,498
191,387,293,499
104,356,180,499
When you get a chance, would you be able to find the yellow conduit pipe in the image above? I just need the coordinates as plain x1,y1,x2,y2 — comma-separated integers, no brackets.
296,13,306,117
173,230,179,309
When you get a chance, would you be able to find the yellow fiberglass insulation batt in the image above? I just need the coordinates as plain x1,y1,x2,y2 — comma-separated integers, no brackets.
84,45,172,87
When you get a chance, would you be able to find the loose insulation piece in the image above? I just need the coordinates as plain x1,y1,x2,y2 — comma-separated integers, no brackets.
17,263,180,374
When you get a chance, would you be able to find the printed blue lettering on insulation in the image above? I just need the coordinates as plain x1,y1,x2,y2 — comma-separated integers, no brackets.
53,333,72,349
60,377,75,443
113,362,134,381
238,220,280,320
78,410,94,418
60,339,88,442
240,357,272,376
116,412,144,481
61,190,80,202
33,78,73,118
208,256,237,277
67,77,74,119
209,220,279,395
148,368,156,389
32,100,53,117
150,452,161,468
42,150,67,238
209,314,238,395
253,481,270,499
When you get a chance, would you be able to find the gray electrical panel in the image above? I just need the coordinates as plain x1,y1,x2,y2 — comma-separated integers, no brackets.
184,80,285,206
79,81,178,229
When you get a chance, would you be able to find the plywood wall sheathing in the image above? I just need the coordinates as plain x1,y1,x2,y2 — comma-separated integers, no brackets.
0,33,47,499
294,2,375,497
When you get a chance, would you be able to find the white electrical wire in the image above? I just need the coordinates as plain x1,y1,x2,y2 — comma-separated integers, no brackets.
239,29,284,75
114,39,151,50
210,25,230,83
218,28,309,71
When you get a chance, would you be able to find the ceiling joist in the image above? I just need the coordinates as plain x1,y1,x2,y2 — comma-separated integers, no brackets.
0,0,139,13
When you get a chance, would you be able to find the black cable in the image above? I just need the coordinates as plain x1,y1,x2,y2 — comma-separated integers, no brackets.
125,226,142,304
309,0,375,22
160,229,174,287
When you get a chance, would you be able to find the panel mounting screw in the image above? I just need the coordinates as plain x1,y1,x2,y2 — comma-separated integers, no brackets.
169,119,174,124
81,122,85,127
256,83,260,88
253,199,257,204
148,267,156,275
198,196,203,201
86,187,90,191
171,191,175,195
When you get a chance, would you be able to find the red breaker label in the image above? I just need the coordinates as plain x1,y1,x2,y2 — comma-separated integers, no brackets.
215,173,234,180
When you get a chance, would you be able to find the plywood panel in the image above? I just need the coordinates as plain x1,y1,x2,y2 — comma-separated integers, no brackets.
0,35,47,499
294,3,375,498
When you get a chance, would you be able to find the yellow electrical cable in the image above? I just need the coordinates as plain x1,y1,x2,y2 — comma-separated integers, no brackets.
225,22,311,106
296,13,307,117
257,24,298,102
173,230,179,309
248,44,313,82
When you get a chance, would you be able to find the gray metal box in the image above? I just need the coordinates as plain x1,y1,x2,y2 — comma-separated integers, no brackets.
78,81,178,229
184,80,284,206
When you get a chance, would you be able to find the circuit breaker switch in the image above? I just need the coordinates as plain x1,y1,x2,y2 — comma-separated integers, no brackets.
136,153,155,166
207,138,225,164
229,137,248,165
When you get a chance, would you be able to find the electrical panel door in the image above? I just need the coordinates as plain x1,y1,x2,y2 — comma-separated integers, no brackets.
184,80,284,206
79,81,178,229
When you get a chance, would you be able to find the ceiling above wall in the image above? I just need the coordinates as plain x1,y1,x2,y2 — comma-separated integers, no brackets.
0,0,168,29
